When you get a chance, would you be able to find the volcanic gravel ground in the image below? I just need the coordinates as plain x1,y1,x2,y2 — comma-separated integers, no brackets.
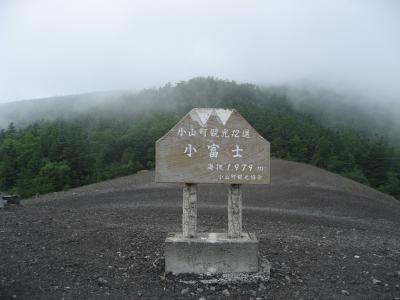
1,159,400,299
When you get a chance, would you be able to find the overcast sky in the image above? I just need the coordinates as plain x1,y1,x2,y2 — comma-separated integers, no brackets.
0,0,399,103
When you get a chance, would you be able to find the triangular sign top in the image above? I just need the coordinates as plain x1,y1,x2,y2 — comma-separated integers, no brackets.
156,108,270,184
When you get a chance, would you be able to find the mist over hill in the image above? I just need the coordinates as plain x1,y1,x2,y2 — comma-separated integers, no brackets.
0,90,134,129
0,78,399,199
270,85,400,145
1,78,399,145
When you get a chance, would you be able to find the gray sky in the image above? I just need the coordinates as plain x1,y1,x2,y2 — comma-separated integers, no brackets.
0,0,399,103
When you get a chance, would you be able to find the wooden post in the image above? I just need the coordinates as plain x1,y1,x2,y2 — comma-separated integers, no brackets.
183,183,197,238
228,184,242,238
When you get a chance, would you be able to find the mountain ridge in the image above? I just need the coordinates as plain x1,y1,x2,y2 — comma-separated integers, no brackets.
1,78,399,144
1,78,399,200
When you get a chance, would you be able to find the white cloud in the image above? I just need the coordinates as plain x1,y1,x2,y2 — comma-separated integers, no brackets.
0,0,399,102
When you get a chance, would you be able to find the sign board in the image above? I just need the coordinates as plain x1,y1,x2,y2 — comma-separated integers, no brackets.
155,108,270,184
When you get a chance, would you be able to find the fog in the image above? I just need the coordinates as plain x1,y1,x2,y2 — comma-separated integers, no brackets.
0,0,399,105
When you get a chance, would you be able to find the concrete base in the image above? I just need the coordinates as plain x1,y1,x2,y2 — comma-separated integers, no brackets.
165,232,258,274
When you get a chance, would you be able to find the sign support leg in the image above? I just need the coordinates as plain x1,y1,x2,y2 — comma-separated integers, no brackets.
183,183,197,238
228,184,242,238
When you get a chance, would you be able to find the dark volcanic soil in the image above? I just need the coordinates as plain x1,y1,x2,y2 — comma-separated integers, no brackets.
1,159,400,300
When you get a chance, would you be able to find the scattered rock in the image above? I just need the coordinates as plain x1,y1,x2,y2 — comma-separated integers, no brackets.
372,278,382,285
181,288,189,295
2,166,400,300
97,277,108,286
181,259,270,286
354,255,360,259
341,290,350,296
259,282,266,291
222,289,230,296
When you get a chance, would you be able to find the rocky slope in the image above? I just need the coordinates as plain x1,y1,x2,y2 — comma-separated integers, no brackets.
1,159,399,299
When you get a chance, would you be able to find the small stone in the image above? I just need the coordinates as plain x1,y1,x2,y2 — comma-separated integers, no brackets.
396,271,400,276
210,286,216,291
97,277,108,286
341,290,350,296
137,292,142,297
258,282,267,292
372,278,382,285
197,288,204,293
222,289,230,296
250,290,257,296
199,298,206,300
181,288,189,295
354,255,360,259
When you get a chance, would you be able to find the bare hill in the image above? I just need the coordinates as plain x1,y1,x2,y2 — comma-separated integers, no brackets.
1,159,399,299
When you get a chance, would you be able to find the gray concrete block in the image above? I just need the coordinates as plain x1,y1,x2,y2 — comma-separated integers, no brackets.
165,232,259,274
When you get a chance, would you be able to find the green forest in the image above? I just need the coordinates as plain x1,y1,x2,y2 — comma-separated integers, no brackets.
1,78,399,199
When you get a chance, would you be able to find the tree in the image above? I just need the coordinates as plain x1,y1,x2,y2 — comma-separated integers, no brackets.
379,172,400,199
35,160,72,193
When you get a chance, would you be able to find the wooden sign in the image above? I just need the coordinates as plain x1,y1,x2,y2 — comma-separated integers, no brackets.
155,108,270,184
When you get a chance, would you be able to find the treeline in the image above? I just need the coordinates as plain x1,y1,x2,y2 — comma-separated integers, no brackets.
0,78,399,199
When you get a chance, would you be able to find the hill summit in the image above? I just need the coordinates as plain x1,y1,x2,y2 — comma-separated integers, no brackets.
1,78,399,199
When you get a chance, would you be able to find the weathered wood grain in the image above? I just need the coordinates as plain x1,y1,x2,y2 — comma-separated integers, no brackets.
228,184,242,238
182,183,197,237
